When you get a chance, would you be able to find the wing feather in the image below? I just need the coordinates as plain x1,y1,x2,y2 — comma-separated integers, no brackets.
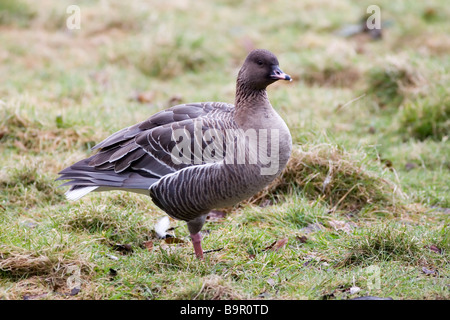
58,102,236,192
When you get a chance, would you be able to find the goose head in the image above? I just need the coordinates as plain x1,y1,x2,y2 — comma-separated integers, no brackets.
237,49,292,91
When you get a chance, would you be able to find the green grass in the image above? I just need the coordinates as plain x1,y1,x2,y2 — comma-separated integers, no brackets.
0,0,36,27
399,88,450,141
0,0,449,300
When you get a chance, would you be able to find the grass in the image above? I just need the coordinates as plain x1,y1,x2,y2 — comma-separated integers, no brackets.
399,87,450,140
249,143,406,213
365,55,426,108
0,0,36,28
0,0,449,300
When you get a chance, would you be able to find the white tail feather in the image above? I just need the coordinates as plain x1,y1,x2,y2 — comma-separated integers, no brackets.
65,186,98,201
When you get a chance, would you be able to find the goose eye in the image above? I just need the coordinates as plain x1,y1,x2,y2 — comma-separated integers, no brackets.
257,60,263,66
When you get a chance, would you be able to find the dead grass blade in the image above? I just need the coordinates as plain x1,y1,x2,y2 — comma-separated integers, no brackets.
248,144,406,213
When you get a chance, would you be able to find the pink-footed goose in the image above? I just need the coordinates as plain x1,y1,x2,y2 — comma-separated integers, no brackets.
57,49,292,259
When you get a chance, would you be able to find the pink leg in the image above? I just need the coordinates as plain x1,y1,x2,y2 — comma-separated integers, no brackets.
190,232,203,259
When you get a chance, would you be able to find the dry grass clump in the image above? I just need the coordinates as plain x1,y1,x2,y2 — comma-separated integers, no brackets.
366,55,427,108
0,248,53,276
127,34,221,79
0,107,99,154
0,245,93,299
296,39,362,88
300,50,361,88
413,34,450,56
249,144,405,213
194,275,243,300
303,66,361,88
0,245,90,277
178,275,244,300
399,86,450,141
0,160,65,209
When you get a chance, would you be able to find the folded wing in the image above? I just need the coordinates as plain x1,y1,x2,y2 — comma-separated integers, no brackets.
57,102,236,195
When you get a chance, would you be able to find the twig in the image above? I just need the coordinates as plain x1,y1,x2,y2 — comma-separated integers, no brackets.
190,247,224,256
335,93,366,112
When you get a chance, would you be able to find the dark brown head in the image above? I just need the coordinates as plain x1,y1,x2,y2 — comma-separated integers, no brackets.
237,49,291,90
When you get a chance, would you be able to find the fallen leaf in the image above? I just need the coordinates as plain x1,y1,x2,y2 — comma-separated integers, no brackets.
264,238,288,252
380,158,393,168
424,245,442,254
108,268,118,279
133,91,155,104
164,237,186,244
296,235,308,243
275,238,287,251
112,243,133,254
264,241,277,251
422,266,437,275
143,240,154,251
69,287,80,296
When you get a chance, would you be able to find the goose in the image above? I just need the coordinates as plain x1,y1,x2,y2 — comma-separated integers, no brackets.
57,49,292,259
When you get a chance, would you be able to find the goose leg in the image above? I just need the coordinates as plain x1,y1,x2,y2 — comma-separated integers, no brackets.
187,215,207,259
190,232,203,259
